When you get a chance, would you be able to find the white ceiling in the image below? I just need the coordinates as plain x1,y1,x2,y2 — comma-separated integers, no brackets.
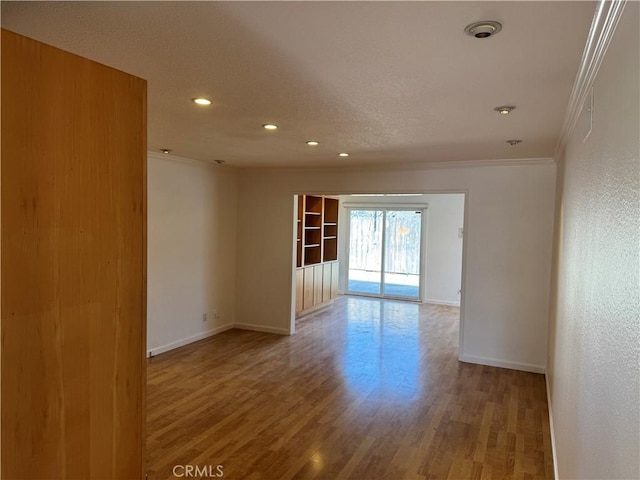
1,1,596,168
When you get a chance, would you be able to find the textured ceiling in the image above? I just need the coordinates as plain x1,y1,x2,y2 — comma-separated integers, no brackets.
1,1,596,168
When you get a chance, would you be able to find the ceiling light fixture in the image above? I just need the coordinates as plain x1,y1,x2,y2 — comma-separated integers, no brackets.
464,21,502,39
494,105,516,115
262,124,278,130
161,149,171,154
506,139,523,146
306,141,319,146
338,152,349,157
192,98,212,106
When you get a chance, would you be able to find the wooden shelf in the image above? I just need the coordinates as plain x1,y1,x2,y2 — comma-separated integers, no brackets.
296,195,304,268
297,194,339,267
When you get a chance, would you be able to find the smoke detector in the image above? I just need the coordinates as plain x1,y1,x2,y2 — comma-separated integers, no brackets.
464,21,502,39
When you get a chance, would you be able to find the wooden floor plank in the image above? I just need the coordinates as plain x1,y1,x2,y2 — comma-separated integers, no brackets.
146,296,553,479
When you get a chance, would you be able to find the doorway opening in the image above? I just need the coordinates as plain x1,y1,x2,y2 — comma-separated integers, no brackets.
291,192,466,339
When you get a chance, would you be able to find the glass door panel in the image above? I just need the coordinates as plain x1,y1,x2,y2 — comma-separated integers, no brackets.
383,210,421,298
347,210,383,295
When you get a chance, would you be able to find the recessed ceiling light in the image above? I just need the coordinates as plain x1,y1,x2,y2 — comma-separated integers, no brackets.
338,152,349,157
192,98,212,106
161,149,171,154
506,139,523,146
464,21,502,39
494,105,516,115
306,141,319,146
262,124,278,130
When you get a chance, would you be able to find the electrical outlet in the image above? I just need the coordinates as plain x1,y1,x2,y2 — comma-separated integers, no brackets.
202,312,208,322
458,228,463,239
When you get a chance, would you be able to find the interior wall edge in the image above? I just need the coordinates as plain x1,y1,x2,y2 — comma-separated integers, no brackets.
147,324,234,358
458,354,546,375
546,372,560,480
233,323,290,336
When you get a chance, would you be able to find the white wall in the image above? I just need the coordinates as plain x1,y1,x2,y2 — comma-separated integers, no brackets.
423,194,464,306
236,162,556,372
147,153,238,355
337,193,464,306
547,3,639,478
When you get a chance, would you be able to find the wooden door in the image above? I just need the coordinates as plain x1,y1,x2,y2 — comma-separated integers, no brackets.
1,29,146,479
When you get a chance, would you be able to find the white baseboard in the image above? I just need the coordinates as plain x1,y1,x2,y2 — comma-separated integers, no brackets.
545,372,559,480
147,324,233,357
233,323,290,335
459,353,545,374
423,298,460,307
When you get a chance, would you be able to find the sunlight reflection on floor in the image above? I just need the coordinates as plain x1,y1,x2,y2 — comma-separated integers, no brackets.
343,297,420,401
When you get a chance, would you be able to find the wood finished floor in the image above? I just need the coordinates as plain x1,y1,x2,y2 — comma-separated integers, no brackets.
146,296,554,480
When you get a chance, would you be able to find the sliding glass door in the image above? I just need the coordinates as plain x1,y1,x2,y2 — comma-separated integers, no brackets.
383,210,421,298
347,210,384,295
347,209,422,299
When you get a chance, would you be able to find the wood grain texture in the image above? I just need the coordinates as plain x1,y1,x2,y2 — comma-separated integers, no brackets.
147,296,553,480
1,29,146,479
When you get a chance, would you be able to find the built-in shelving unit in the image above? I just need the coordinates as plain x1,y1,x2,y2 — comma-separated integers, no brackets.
295,195,340,316
323,197,339,263
296,196,303,268
303,195,323,266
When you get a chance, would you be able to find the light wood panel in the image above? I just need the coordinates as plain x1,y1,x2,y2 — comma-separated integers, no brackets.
322,263,332,302
331,261,339,299
295,269,304,314
313,263,324,305
296,261,339,317
303,267,315,310
146,296,553,479
1,29,146,479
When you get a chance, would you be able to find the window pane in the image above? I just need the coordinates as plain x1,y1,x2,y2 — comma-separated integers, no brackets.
348,210,383,295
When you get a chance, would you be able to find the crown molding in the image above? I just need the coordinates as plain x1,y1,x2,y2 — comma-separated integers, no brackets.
258,157,554,175
392,157,555,170
554,0,628,159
